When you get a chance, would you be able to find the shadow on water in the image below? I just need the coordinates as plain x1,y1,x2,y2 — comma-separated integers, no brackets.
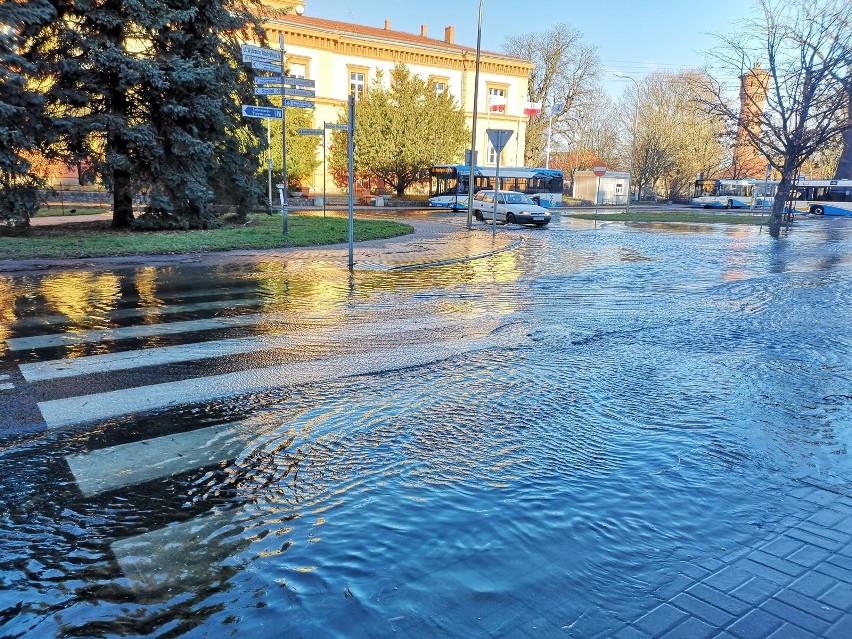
0,217,851,636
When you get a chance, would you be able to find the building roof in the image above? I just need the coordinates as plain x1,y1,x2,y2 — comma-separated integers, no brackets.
266,13,531,67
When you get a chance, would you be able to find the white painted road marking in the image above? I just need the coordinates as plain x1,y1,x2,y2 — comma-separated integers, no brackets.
19,316,473,382
39,338,496,429
6,313,273,351
66,422,255,497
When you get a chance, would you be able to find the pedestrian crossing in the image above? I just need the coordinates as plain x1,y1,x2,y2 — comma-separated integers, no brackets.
4,286,515,587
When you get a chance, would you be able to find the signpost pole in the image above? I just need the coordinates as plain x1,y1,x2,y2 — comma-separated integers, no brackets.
592,166,607,218
493,148,500,238
279,34,288,234
323,126,327,218
485,128,514,239
347,96,355,271
267,119,273,214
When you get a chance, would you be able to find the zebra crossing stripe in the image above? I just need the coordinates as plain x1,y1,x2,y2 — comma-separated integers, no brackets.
111,508,243,587
66,421,254,497
6,313,273,351
38,338,496,429
19,315,474,382
10,297,265,329
0,383,13,391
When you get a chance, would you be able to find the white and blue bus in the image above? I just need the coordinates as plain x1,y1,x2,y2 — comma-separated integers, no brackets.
691,178,778,209
429,165,564,210
788,179,852,217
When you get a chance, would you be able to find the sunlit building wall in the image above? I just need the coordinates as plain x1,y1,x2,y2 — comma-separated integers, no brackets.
258,1,534,193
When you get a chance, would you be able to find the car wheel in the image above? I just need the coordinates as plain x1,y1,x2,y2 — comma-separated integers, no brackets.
506,213,516,224
812,205,825,215
474,211,483,222
726,199,733,209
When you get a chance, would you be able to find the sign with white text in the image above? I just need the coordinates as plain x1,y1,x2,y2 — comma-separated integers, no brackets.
241,105,283,119
241,44,281,62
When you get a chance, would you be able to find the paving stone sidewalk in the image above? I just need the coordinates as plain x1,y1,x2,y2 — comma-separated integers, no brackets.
609,479,852,639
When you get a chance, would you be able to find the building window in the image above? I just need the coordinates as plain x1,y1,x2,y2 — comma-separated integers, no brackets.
286,55,310,79
486,141,498,164
486,84,508,113
429,75,449,97
347,65,369,99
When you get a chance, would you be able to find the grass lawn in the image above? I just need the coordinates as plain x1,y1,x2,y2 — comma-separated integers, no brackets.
33,206,110,217
0,214,414,260
566,210,771,225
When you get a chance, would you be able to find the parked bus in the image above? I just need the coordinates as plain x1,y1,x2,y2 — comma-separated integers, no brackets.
691,178,778,209
788,179,852,217
429,165,564,210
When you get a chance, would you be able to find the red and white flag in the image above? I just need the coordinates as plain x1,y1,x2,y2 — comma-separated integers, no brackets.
488,94,507,112
524,101,543,116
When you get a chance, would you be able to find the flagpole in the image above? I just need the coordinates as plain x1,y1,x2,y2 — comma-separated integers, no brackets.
466,0,483,231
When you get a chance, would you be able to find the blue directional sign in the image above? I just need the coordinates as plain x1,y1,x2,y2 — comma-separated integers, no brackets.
255,76,282,86
251,60,283,73
284,99,314,109
253,87,316,97
241,105,283,119
241,44,281,62
282,76,316,88
325,123,349,131
297,128,323,136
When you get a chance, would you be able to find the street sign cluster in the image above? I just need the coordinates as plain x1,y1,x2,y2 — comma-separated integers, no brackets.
240,43,317,119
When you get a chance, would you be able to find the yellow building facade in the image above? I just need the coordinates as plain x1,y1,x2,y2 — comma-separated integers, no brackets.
257,1,534,192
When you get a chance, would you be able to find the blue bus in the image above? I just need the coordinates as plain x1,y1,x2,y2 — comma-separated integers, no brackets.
429,165,564,210
789,179,852,216
691,178,778,209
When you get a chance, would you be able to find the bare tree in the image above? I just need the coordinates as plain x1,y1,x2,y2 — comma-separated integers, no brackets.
834,72,852,177
618,71,727,201
503,23,600,166
700,0,851,232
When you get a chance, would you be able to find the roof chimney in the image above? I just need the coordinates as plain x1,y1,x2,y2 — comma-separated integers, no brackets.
444,25,455,44
384,19,391,30
421,24,428,37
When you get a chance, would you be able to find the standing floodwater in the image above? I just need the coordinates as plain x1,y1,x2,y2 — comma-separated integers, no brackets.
0,216,850,637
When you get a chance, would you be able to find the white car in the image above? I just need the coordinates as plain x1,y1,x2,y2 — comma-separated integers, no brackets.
471,190,551,226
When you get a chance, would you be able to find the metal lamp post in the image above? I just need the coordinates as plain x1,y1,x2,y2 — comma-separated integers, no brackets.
466,0,483,230
613,71,639,213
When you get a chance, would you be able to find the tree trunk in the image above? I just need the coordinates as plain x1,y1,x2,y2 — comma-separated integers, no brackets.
835,82,852,179
112,169,134,227
769,174,793,237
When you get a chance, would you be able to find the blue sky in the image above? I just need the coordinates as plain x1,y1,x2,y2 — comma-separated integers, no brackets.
306,0,757,96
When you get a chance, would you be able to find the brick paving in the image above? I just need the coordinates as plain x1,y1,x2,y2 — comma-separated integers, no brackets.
611,480,852,638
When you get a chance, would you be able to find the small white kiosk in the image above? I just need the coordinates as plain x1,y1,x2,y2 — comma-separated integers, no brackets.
573,171,632,206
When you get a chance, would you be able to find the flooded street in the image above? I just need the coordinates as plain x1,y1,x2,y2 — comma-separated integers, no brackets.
1,214,850,637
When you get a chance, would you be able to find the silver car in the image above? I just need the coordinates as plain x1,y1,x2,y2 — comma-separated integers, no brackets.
471,190,551,226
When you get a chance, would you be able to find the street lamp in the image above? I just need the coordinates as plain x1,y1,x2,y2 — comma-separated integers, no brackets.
466,0,483,230
613,71,639,213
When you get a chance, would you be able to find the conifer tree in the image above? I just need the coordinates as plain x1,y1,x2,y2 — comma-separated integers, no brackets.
0,0,54,232
135,0,267,228
329,65,469,196
28,0,267,229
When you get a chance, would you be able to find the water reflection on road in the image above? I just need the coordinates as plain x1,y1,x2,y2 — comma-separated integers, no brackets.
0,216,850,637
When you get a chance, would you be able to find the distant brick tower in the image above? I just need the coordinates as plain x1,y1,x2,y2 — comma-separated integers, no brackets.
732,63,771,179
